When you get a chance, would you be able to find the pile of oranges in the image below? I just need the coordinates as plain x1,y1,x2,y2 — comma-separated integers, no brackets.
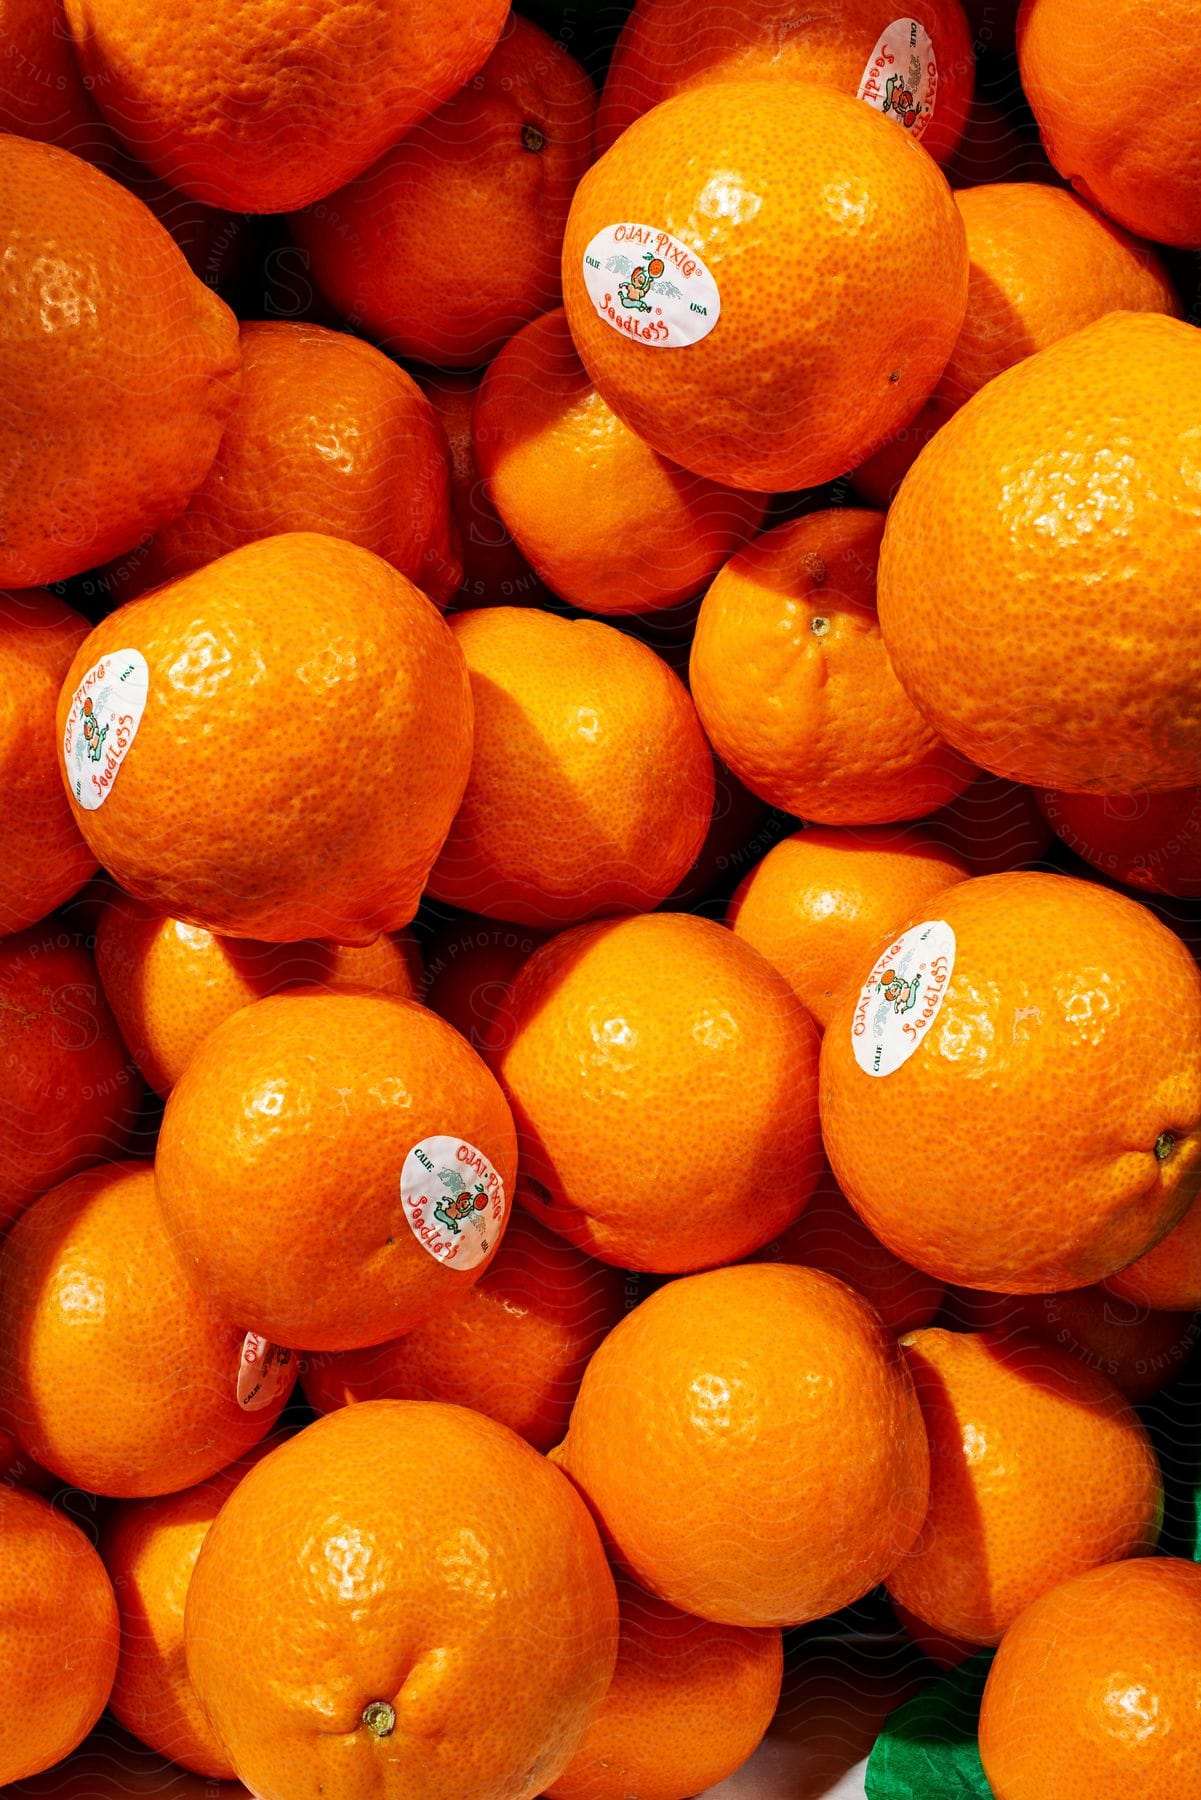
2,0,1201,1796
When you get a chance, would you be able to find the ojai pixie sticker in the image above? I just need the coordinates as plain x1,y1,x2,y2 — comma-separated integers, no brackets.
400,1135,507,1271
62,650,148,811
857,19,938,143
581,223,721,348
236,1333,293,1412
852,919,956,1078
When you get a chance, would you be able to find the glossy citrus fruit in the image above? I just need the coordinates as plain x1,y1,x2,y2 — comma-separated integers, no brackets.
419,370,542,608
821,872,1201,1291
128,321,461,605
561,82,968,492
64,0,510,212
472,309,766,615
1039,786,1201,899
1103,1191,1201,1312
877,312,1201,793
303,1208,627,1453
545,1573,783,1800
293,16,596,367
156,987,518,1351
924,769,1053,876
1018,0,1201,247
595,0,975,166
728,825,969,1031
423,918,544,1054
887,1327,1162,1644
556,1263,930,1626
0,134,240,588
0,1485,119,1783
691,510,976,824
854,182,1176,505
185,1400,619,1800
57,533,472,943
979,1558,1201,1799
489,911,821,1271
0,1161,291,1497
95,888,420,1098
0,0,112,163
427,608,714,926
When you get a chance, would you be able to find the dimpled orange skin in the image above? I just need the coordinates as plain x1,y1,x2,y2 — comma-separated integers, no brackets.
428,609,715,927
0,1162,290,1497
1039,786,1201,900
594,0,974,165
691,512,977,825
1018,0,1201,248
292,16,596,370
185,1400,618,1800
544,1574,783,1800
561,83,969,494
419,371,543,609
727,824,969,1030
155,988,518,1352
95,887,421,1098
129,322,461,607
556,1264,930,1627
0,592,97,935
979,1558,1201,1800
0,927,141,1232
56,533,473,944
303,1208,627,1453
489,912,821,1272
888,1327,1163,1645
877,313,1201,794
1103,1190,1201,1311
821,872,1201,1292
0,1485,119,1784
854,182,1178,505
0,136,240,589
63,0,510,213
471,310,767,616
0,0,113,163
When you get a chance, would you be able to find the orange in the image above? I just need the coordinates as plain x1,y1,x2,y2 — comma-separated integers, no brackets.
890,1598,977,1670
727,824,969,1030
126,321,461,606
155,987,518,1351
0,1485,119,1783
57,533,472,943
595,0,975,166
691,511,976,824
888,1327,1162,1644
471,310,766,615
185,1400,618,1800
292,16,596,368
877,312,1201,793
1018,0,1201,247
756,1164,945,1335
0,0,112,164
0,925,141,1232
303,1208,627,1453
0,135,240,589
0,1161,291,1497
556,1263,930,1626
0,590,97,934
424,918,544,1053
427,608,714,926
95,887,421,1098
113,153,250,300
561,82,968,493
419,371,543,608
1039,786,1201,899
923,768,1053,876
489,911,821,1271
64,0,510,212
821,872,1201,1291
544,1574,783,1800
979,1558,1201,1799
1103,1191,1201,1312
100,1438,286,1778
948,1284,1199,1404
854,182,1176,505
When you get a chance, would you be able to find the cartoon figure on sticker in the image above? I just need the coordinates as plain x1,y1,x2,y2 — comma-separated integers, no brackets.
80,696,107,763
433,1166,490,1236
882,53,923,129
879,967,921,1015
605,251,682,313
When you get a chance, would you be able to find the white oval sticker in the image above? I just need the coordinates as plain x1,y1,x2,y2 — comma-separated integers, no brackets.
581,223,721,348
236,1333,293,1412
62,649,148,811
856,18,938,144
852,919,956,1078
400,1136,507,1271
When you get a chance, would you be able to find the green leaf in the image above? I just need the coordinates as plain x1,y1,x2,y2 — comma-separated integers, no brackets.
865,1651,996,1800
